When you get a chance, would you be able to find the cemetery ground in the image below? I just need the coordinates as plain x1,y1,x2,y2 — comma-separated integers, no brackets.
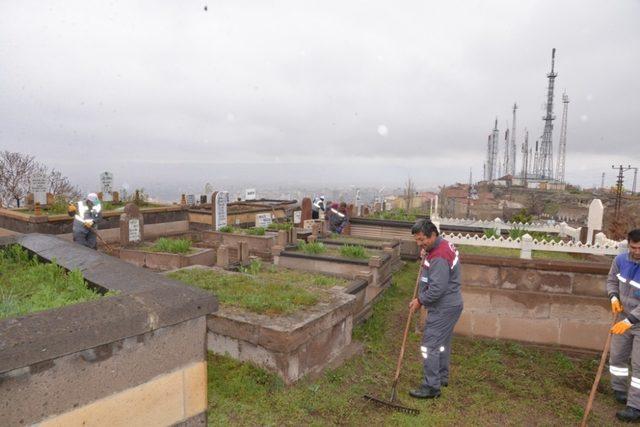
206,264,624,426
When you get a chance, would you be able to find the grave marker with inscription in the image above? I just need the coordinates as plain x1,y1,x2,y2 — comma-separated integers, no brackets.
30,172,48,206
212,191,229,230
119,203,144,246
100,172,114,202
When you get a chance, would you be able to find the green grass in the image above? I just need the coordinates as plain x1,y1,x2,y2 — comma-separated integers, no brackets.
297,241,327,255
268,222,294,231
205,263,624,426
168,266,346,316
245,227,266,236
456,244,585,262
327,234,388,247
0,245,107,319
367,208,426,222
218,226,267,236
339,244,369,259
146,237,193,254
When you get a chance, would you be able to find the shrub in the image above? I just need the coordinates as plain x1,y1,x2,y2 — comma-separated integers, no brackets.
339,245,368,259
219,225,235,233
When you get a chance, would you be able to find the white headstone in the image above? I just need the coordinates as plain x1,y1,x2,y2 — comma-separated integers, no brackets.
186,194,196,206
128,218,141,243
587,199,604,244
293,210,302,224
213,191,229,230
245,188,257,201
255,213,273,228
100,172,114,202
30,172,48,205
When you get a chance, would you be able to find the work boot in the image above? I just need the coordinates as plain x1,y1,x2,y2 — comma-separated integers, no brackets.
614,390,628,404
616,406,640,422
409,386,441,399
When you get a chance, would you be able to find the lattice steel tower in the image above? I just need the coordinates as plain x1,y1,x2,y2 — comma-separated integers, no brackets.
539,48,557,179
555,92,570,182
509,103,518,176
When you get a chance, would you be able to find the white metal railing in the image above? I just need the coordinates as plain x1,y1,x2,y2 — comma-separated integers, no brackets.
442,231,627,259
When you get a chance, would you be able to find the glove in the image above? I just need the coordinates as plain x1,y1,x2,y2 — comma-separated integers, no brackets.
67,204,77,217
83,220,94,228
611,319,632,335
611,296,624,314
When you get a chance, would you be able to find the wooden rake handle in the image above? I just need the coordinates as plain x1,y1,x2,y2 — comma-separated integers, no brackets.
580,312,618,427
392,256,424,384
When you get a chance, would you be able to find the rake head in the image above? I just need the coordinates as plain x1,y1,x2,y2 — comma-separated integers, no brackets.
363,394,420,416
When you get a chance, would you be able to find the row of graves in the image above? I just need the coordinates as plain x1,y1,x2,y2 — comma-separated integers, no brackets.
0,191,407,425
0,189,617,424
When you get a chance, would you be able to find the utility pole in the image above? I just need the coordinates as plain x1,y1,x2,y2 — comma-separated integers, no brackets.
521,128,529,188
510,103,518,176
466,168,472,219
612,164,636,219
632,168,638,195
601,172,605,190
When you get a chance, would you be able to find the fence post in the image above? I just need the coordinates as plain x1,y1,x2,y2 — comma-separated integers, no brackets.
520,234,533,260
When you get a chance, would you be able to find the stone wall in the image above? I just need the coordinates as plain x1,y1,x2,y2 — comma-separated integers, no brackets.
0,206,187,235
452,254,612,350
0,234,217,426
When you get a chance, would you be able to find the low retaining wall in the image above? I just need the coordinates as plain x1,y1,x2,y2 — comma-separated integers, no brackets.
167,266,358,384
202,230,277,261
273,250,394,323
453,254,611,351
119,246,215,270
0,234,217,426
348,218,419,259
0,206,187,235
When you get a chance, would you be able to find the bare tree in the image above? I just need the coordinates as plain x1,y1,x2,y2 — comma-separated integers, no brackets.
404,177,415,211
0,151,81,208
0,151,37,208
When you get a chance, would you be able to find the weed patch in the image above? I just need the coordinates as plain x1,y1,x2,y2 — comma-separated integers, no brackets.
0,245,107,319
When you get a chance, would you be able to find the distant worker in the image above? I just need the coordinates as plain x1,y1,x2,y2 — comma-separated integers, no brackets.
408,218,463,399
68,193,103,250
312,195,325,219
328,202,347,234
607,229,640,422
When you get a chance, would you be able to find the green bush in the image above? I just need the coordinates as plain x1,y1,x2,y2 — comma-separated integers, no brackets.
149,238,192,254
297,241,326,255
0,245,106,319
246,227,266,236
218,225,235,233
239,259,263,275
339,245,368,259
267,222,293,231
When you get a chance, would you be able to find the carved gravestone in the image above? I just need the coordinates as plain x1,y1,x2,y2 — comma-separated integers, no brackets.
112,191,120,204
301,197,313,223
200,195,207,205
211,191,229,230
119,203,144,247
30,172,48,207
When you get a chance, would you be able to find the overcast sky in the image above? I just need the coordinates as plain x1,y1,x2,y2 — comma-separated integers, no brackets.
1,0,639,194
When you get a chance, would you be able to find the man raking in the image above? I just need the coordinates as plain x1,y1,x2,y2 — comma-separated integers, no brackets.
408,219,464,399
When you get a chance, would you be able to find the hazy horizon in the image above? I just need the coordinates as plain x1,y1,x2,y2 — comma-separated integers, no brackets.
1,0,639,193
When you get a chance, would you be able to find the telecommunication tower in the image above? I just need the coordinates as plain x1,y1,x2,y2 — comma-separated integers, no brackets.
555,92,570,182
539,48,557,179
509,103,518,176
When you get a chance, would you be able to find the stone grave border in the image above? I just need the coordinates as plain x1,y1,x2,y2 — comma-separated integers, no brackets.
0,233,217,426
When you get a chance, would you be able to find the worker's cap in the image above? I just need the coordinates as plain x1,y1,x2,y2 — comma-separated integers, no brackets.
320,195,325,200
86,193,100,204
